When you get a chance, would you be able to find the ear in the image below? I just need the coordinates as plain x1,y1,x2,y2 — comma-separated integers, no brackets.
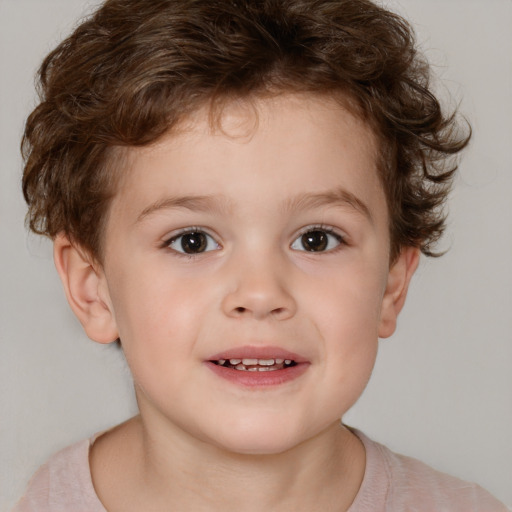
378,246,420,339
53,233,119,344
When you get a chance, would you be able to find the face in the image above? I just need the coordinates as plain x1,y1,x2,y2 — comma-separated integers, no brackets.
98,95,407,454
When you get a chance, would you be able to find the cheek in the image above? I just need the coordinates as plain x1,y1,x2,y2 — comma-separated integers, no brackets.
306,263,384,389
111,280,202,400
316,289,380,416
112,259,194,324
309,263,385,335
109,265,222,372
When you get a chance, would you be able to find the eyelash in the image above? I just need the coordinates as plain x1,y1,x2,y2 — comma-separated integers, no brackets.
161,224,347,257
291,225,347,253
162,227,220,257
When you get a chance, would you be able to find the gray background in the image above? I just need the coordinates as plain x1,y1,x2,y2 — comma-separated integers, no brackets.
1,0,511,509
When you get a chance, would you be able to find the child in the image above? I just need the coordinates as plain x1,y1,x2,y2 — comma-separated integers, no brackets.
13,0,508,510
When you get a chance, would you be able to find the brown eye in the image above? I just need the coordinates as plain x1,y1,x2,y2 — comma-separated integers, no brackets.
291,228,343,252
168,231,218,254
181,232,207,253
301,230,328,252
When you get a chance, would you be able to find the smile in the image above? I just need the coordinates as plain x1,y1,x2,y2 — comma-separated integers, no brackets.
206,347,308,387
212,358,298,372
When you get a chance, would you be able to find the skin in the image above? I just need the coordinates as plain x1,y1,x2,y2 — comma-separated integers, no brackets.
54,94,419,511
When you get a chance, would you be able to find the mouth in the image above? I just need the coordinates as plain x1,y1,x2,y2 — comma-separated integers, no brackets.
210,358,298,372
205,347,308,387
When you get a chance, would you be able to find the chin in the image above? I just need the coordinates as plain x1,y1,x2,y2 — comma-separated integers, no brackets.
216,436,298,457
205,419,306,456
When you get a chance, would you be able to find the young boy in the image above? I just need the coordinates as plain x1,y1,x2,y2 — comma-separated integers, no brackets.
14,0,508,510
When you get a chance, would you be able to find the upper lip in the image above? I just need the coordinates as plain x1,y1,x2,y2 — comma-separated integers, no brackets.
207,345,308,363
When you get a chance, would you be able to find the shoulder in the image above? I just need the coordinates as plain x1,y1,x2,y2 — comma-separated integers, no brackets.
12,436,106,512
349,429,508,512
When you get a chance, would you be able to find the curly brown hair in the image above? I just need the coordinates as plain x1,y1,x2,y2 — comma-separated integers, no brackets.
22,0,470,262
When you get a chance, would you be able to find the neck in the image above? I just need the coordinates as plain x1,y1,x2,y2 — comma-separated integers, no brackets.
91,415,365,512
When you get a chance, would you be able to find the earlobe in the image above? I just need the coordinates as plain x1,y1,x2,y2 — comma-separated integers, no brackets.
378,247,420,339
53,234,119,344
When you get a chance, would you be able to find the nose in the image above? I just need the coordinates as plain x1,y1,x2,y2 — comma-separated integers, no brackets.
221,252,297,321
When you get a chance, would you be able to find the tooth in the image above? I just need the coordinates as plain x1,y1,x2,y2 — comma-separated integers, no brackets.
258,359,275,366
257,367,273,371
230,359,242,365
242,358,258,366
235,364,246,371
275,359,284,364
284,360,292,365
218,359,226,365
248,367,258,372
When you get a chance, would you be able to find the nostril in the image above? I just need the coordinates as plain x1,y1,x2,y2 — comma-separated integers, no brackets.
230,305,291,318
271,307,290,319
223,295,296,320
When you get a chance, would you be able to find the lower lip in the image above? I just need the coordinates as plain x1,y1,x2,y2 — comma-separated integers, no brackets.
205,361,309,387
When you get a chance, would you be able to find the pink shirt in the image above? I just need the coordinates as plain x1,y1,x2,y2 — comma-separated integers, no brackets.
13,429,508,511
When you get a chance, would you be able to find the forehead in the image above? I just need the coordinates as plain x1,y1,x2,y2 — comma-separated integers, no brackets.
109,94,385,226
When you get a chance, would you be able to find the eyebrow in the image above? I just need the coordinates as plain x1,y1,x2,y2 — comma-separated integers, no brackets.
135,187,372,224
136,195,231,223
283,187,373,223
